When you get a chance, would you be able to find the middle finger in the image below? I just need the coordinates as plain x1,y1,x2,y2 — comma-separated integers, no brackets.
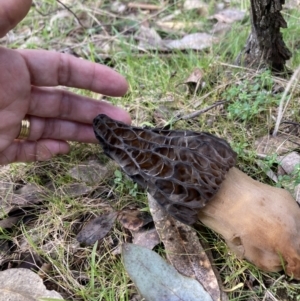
28,86,131,124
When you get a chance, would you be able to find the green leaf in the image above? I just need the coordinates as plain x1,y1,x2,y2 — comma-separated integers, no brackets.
114,169,122,178
122,243,213,301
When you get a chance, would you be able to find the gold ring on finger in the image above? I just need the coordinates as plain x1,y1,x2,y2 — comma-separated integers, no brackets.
16,117,31,140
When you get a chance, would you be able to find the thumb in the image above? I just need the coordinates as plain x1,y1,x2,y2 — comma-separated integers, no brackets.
0,0,32,38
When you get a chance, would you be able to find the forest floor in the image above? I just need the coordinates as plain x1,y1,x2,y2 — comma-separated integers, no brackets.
1,1,300,300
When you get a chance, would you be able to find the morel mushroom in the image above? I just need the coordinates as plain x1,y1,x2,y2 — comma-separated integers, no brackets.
93,114,300,279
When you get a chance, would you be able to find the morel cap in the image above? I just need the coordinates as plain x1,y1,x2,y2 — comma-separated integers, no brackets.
93,114,236,225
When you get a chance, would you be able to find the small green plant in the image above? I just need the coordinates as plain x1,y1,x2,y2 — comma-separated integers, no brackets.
113,169,139,197
277,163,300,190
223,71,280,122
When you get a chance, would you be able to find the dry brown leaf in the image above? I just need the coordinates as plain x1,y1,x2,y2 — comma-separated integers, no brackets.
164,33,217,50
1,183,43,218
76,211,118,245
137,27,217,51
255,134,300,156
211,22,232,36
136,26,164,50
183,0,209,16
211,8,246,23
156,21,204,31
185,67,204,85
0,268,63,300
132,227,160,250
209,8,246,36
0,205,39,231
0,216,20,229
278,152,300,174
59,183,93,197
278,152,300,204
118,208,152,231
68,160,110,184
12,183,43,205
184,67,205,94
148,193,225,301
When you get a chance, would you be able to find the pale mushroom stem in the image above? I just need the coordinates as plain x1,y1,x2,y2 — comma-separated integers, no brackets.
198,167,300,279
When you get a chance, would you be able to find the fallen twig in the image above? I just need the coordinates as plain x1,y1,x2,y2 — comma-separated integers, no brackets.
281,120,300,127
171,100,227,124
56,0,86,28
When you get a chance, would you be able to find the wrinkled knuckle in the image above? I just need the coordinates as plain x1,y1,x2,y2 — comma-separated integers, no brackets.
58,90,73,118
57,54,72,85
40,119,55,139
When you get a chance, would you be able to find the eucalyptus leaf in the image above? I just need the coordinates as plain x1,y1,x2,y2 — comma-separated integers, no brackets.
148,193,224,301
0,268,63,301
122,243,213,301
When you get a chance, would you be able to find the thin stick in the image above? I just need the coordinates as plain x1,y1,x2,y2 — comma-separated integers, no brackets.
193,84,228,108
56,0,86,28
281,121,300,127
273,66,300,137
34,1,86,28
171,100,227,123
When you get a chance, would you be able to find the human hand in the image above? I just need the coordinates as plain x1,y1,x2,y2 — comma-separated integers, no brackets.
0,0,131,164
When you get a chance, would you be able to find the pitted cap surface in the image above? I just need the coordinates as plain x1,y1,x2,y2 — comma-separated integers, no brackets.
93,114,236,224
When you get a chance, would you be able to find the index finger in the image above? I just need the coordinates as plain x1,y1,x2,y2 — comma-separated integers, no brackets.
0,0,32,37
17,49,129,96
